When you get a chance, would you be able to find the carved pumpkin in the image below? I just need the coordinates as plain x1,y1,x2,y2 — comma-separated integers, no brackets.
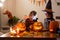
49,20,59,33
32,22,43,31
13,22,26,32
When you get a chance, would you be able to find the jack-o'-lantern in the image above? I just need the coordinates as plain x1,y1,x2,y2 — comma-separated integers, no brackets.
32,22,43,31
49,20,59,33
13,22,26,33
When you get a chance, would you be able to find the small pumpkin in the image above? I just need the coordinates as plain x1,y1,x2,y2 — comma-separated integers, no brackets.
49,20,59,33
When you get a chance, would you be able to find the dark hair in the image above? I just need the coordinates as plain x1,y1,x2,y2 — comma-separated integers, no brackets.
30,11,37,16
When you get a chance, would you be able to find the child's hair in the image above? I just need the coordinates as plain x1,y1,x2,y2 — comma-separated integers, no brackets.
30,11,37,16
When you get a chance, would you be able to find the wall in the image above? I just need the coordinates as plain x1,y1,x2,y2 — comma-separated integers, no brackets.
1,0,16,26
15,0,46,23
52,0,60,19
15,0,60,23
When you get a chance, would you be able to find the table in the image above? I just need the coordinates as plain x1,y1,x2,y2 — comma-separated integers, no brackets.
0,31,60,40
0,31,60,38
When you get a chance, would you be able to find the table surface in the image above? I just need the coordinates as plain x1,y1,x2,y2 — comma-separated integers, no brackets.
0,31,60,38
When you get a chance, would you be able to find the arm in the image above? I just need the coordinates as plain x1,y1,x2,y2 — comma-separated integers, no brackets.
44,19,48,29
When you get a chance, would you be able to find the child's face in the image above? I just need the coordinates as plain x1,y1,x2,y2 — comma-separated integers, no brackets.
45,13,49,17
44,12,50,18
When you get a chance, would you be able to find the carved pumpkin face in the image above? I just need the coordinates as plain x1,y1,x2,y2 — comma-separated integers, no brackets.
33,22,43,31
13,22,26,31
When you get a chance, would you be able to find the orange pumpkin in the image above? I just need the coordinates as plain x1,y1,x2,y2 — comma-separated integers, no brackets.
30,22,43,31
49,20,59,32
13,22,26,31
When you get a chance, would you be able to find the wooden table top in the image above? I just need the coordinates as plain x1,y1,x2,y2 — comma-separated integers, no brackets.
0,31,60,38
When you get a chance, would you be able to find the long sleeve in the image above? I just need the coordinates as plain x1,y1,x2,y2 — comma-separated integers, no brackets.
44,19,48,29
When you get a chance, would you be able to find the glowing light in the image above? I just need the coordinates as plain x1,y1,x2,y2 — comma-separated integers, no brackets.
50,29,53,32
10,27,16,34
17,27,20,34
35,26,42,30
1,0,5,3
10,36,14,37
17,35,20,37
0,3,3,7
